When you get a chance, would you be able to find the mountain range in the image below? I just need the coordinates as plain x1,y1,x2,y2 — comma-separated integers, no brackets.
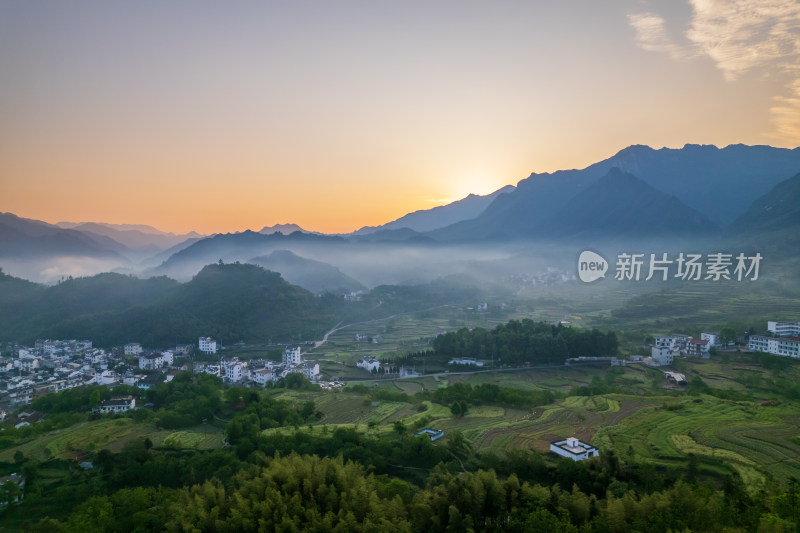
352,185,515,234
3,143,800,284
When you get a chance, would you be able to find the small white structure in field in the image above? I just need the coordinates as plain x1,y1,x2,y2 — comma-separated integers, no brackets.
550,437,599,461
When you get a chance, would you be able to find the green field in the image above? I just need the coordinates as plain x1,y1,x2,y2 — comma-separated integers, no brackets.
0,418,225,462
291,356,800,493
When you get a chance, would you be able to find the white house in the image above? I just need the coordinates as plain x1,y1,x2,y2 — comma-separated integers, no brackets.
301,363,320,380
550,437,599,461
448,358,484,367
249,367,275,386
95,396,136,414
768,321,800,337
687,339,710,358
175,344,193,355
14,357,40,372
749,335,800,358
124,343,143,356
357,356,381,373
283,346,301,366
160,350,175,366
198,337,217,354
138,353,164,370
95,370,118,386
655,334,689,355
194,364,220,377
701,333,720,347
222,358,245,383
651,346,673,366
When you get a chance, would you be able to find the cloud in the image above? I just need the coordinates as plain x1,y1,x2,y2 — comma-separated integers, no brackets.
628,12,693,60
770,78,800,140
629,0,800,142
686,0,800,80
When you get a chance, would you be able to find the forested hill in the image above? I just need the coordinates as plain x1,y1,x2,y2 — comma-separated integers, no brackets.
0,263,344,346
433,319,618,365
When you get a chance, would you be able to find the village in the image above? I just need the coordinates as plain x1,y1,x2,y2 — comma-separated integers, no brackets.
0,336,329,420
0,319,797,425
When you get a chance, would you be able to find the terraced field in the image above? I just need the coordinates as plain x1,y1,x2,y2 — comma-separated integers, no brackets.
0,419,225,462
596,398,800,487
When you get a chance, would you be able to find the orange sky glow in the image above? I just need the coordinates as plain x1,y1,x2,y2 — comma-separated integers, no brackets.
2,2,800,235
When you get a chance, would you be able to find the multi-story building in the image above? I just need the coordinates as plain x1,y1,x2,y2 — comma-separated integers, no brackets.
283,346,301,366
301,363,320,380
249,367,275,386
222,358,245,383
749,335,800,358
701,333,720,347
124,343,143,356
199,337,217,354
138,352,164,370
768,321,800,337
651,346,673,366
687,339,710,358
655,334,689,355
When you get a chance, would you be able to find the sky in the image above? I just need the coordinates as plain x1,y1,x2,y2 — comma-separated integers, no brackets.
2,0,800,235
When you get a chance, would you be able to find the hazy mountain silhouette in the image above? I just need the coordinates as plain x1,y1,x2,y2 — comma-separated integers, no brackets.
66,222,202,253
731,171,800,235
153,230,346,280
259,223,315,235
353,185,515,234
0,213,125,259
430,144,800,241
539,168,719,240
0,263,342,346
249,250,365,294
729,170,800,257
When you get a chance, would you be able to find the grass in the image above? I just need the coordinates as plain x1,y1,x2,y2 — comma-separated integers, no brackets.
0,418,225,462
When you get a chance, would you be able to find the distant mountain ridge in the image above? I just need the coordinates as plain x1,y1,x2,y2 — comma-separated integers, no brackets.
5,143,800,283
259,223,316,235
731,170,800,235
353,185,515,234
56,221,196,237
430,143,800,242
65,222,202,253
729,170,800,257
249,250,365,294
0,213,124,259
539,168,719,239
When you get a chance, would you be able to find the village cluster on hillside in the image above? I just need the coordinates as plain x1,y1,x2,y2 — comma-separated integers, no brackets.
0,337,325,417
194,346,320,386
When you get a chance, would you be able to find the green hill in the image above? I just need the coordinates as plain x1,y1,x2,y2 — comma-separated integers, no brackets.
0,264,343,346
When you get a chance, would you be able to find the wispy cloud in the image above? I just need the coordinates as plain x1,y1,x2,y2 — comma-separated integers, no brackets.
771,78,800,140
687,0,800,81
629,0,800,142
628,12,694,60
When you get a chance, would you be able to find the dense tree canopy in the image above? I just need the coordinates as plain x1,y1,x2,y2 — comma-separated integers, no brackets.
433,319,618,366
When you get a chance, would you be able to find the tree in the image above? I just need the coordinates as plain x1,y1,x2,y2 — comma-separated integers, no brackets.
720,326,737,344
450,400,468,417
